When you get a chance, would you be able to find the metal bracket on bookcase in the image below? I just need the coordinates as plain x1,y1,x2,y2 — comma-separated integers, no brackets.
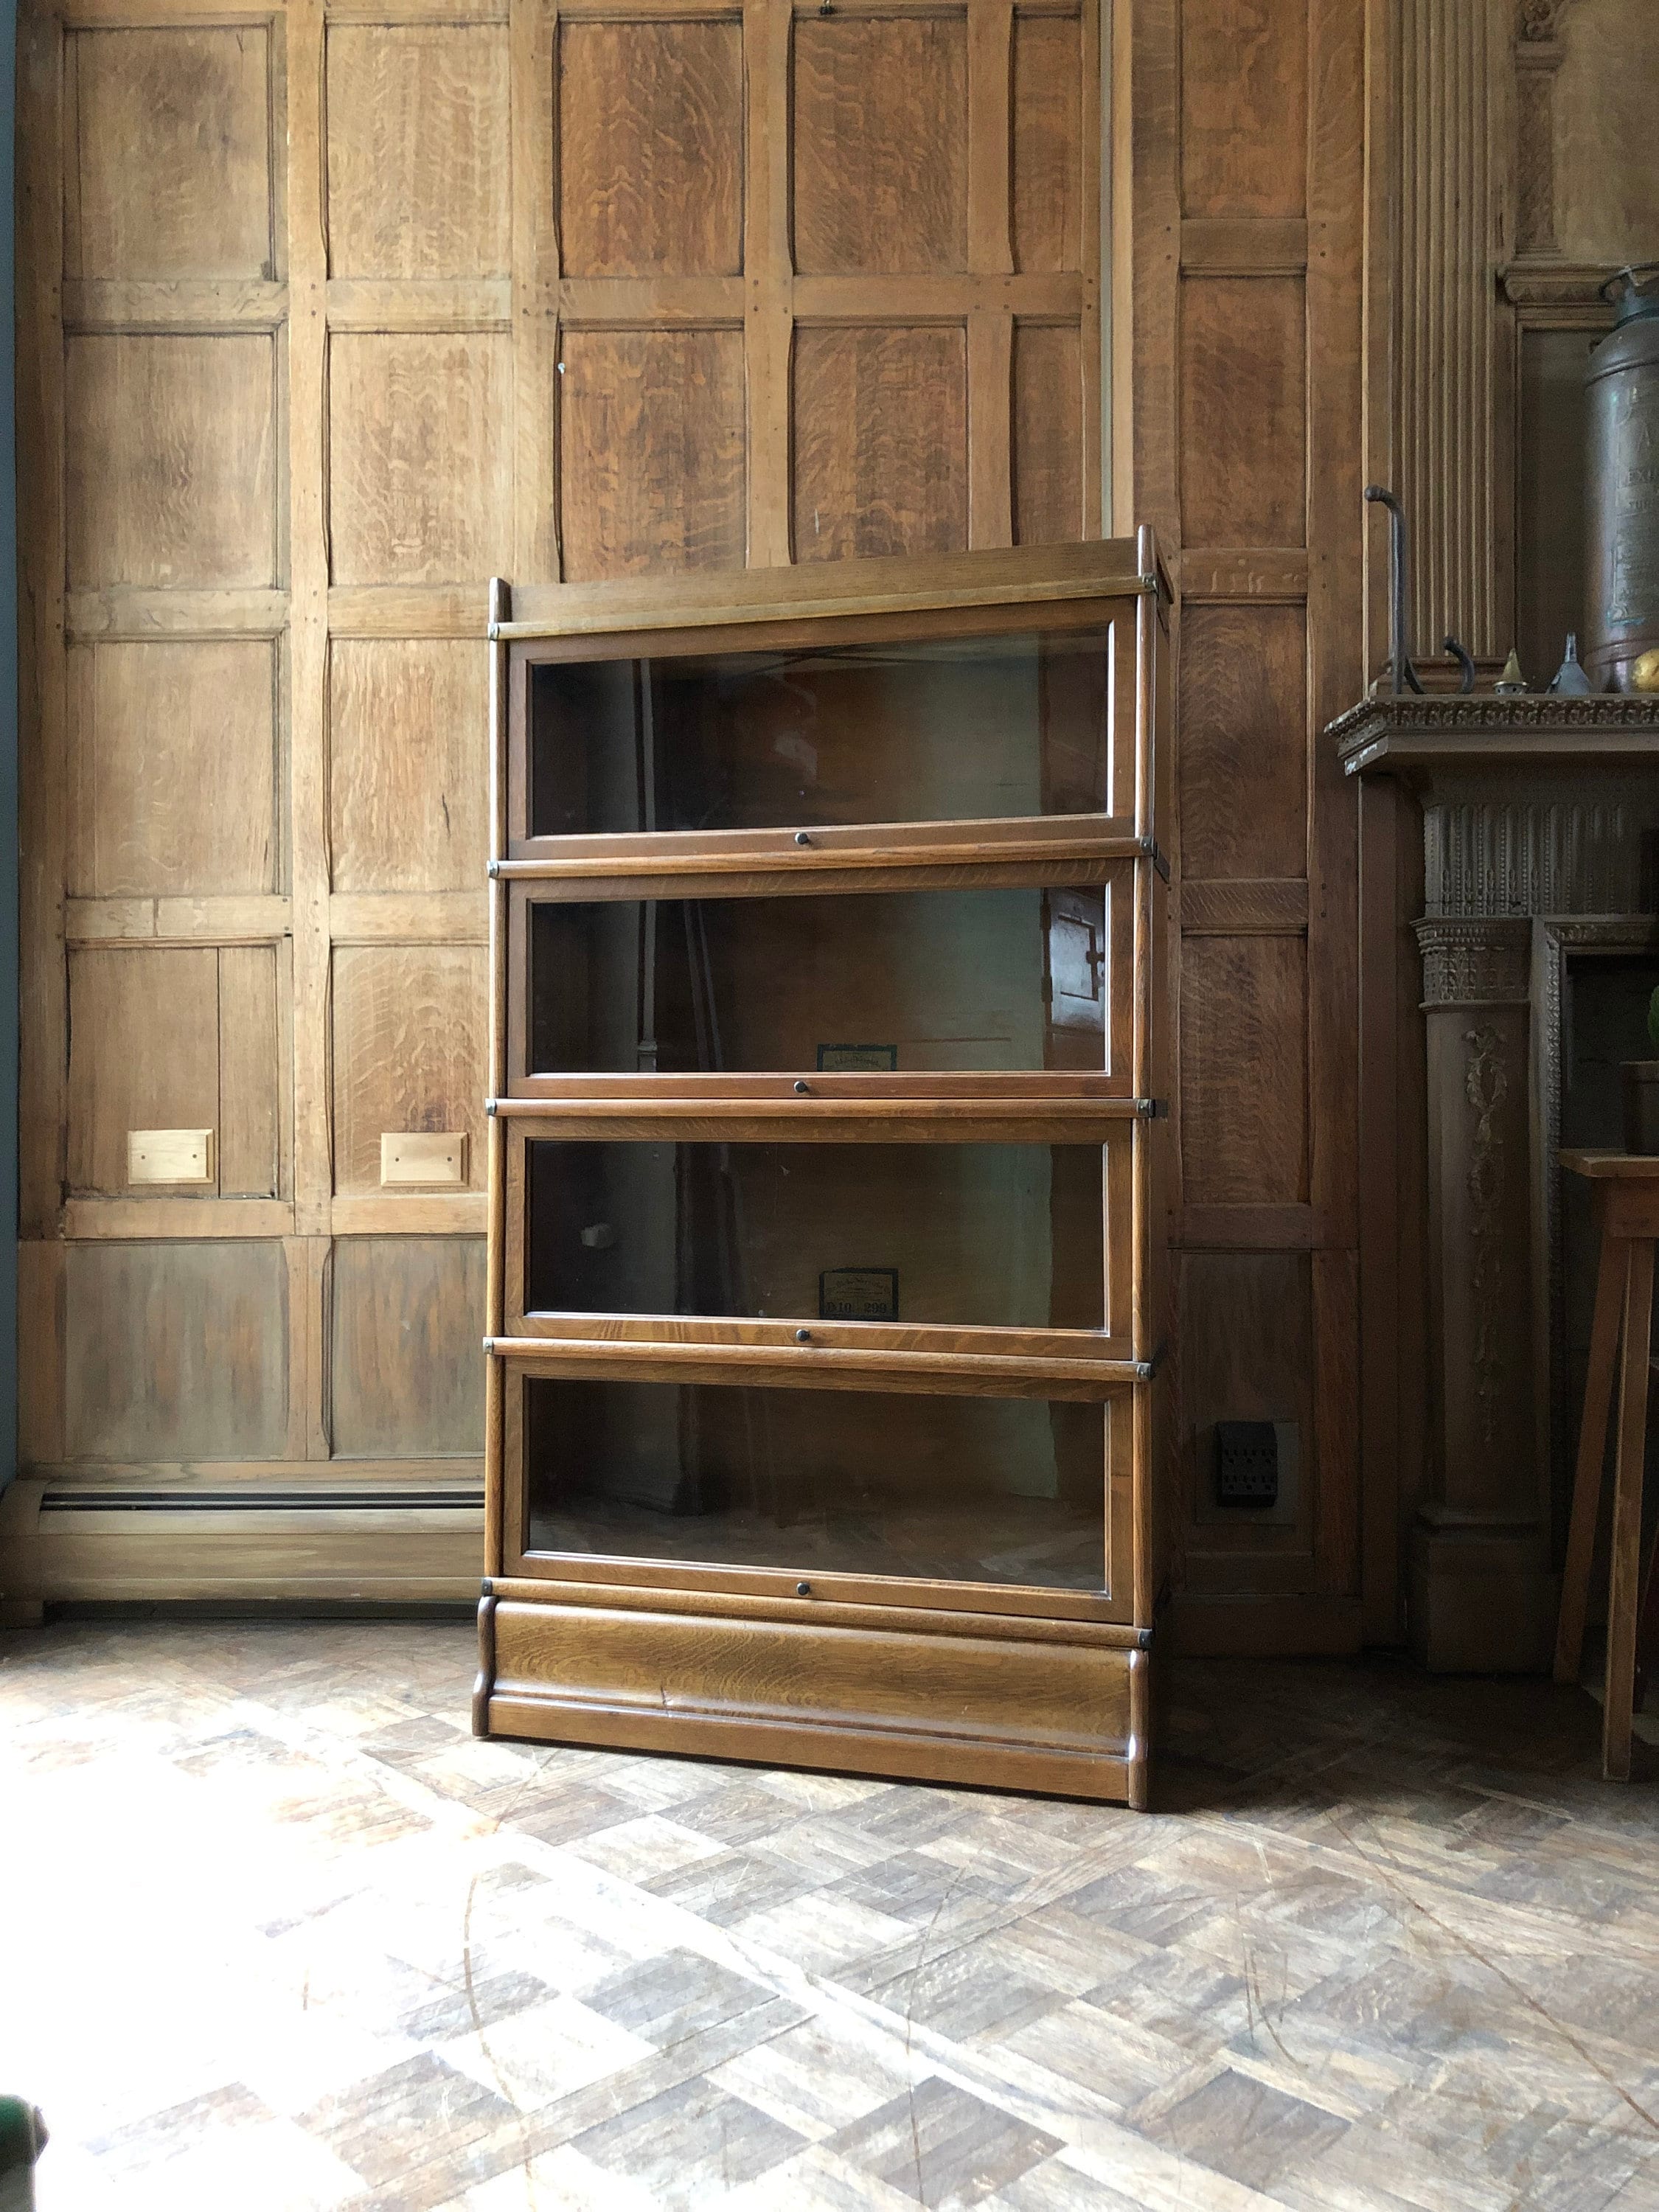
1137,835,1171,883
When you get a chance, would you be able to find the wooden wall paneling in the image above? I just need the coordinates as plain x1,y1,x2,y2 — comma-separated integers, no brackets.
330,1237,489,1457
793,326,970,561
512,0,560,583
742,0,793,567
218,945,281,1197
66,946,219,1195
1176,602,1306,880
1179,933,1309,1206
329,641,489,891
1177,276,1307,552
330,944,488,1196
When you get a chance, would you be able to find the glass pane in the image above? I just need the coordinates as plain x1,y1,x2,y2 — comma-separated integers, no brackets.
529,885,1107,1075
526,1141,1103,1326
527,629,1111,835
525,1377,1105,1589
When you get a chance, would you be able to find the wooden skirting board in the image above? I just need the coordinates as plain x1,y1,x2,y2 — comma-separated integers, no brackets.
0,1465,484,1619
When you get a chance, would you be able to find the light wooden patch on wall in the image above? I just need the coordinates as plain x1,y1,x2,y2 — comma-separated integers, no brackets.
330,1237,487,1457
64,1240,290,1461
558,329,747,580
330,945,487,1196
65,335,277,587
69,641,277,897
67,26,274,279
330,641,487,893
1178,277,1307,550
67,945,280,1197
327,25,510,279
1178,605,1307,880
793,16,968,274
557,21,743,277
1180,934,1308,1206
329,334,512,585
793,327,969,560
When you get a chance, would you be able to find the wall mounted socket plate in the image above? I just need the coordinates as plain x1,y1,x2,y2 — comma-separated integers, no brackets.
380,1131,468,1187
128,1128,215,1186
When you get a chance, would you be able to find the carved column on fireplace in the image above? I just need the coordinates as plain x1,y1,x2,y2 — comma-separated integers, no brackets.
1333,694,1659,1672
1414,915,1552,1669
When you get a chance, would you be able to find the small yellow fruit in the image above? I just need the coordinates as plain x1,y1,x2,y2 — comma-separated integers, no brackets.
1632,647,1659,695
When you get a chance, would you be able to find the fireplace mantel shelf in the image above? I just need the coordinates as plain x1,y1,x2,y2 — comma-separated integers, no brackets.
1330,693,1659,779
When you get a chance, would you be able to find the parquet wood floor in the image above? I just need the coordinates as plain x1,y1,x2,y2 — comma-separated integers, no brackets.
1,1621,1656,2211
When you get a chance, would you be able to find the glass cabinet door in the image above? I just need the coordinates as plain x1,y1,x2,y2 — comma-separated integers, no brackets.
520,1373,1115,1593
518,876,1127,1083
519,622,1129,843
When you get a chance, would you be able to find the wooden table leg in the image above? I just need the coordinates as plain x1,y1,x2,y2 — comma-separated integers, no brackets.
1555,1228,1628,1686
1604,1237,1655,1782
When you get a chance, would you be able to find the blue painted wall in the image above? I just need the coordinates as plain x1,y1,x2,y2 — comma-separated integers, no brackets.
1,0,18,1488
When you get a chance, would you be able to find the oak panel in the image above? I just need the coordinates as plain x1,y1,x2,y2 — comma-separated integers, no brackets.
1012,323,1082,546
793,15,968,275
65,334,277,588
330,1235,487,1457
1178,1251,1313,1540
1178,276,1306,550
329,640,488,893
1179,0,1307,219
68,946,220,1196
793,326,968,562
217,945,280,1198
557,328,746,580
64,1239,290,1461
1178,603,1307,880
69,641,277,897
330,943,488,1194
326,25,511,279
1012,14,1082,274
329,333,512,585
69,27,273,280
557,21,742,278
1180,933,1308,1205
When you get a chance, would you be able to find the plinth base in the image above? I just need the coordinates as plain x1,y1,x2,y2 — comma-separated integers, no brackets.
1409,1513,1557,1672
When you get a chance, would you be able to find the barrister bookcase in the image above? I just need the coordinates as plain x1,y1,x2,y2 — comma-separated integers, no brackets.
474,538,1172,1806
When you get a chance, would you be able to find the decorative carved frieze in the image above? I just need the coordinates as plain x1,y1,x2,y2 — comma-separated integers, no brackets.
1416,917,1533,1006
1423,797,1644,917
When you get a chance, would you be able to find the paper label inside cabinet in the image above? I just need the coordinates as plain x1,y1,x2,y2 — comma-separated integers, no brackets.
819,1268,900,1322
815,1044,898,1071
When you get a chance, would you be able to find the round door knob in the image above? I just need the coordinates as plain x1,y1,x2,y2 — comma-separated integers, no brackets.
795,1327,812,1343
796,1581,812,1596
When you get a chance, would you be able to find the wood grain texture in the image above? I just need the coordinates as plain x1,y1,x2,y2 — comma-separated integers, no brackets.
792,15,968,275
1178,602,1307,880
66,945,220,1195
1178,275,1306,550
330,942,488,1195
1011,13,1082,273
1178,1251,1314,1565
69,641,277,897
557,328,747,580
66,334,277,587
328,333,512,585
329,641,488,892
330,1235,488,1457
1180,933,1308,1205
1178,0,1307,218
1012,322,1082,545
326,25,510,279
557,21,742,277
217,944,281,1197
69,26,273,280
63,1238,291,1461
793,327,968,561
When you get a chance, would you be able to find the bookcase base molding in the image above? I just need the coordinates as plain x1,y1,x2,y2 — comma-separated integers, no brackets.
476,1589,1150,1806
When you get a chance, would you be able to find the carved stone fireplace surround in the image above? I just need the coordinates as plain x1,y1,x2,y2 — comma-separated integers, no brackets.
1335,695,1659,1671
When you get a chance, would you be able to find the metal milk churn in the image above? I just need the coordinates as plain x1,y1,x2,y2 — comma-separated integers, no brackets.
1585,263,1659,692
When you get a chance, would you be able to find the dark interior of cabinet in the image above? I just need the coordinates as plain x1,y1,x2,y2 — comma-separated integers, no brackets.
526,630,1114,838
524,1139,1106,1329
524,1374,1108,1589
526,883,1110,1077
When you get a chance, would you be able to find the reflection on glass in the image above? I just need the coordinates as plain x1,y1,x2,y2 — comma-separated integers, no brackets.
528,884,1107,1076
528,630,1112,836
525,1141,1104,1328
526,1377,1106,1589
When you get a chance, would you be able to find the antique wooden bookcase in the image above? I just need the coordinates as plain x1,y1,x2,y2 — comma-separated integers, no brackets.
475,538,1171,1806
